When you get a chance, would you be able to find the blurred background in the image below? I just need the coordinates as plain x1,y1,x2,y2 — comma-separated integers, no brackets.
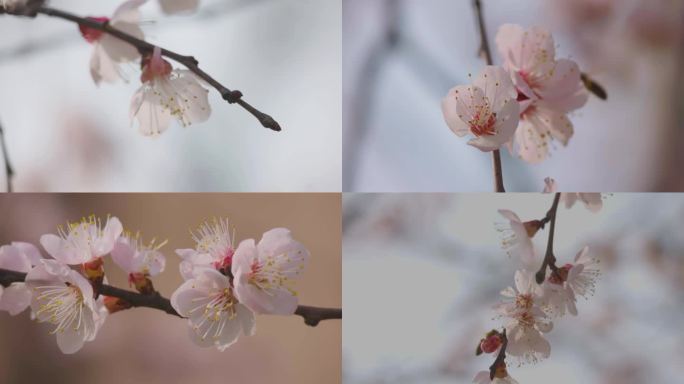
343,193,684,383
0,193,341,384
0,0,341,192
343,0,684,192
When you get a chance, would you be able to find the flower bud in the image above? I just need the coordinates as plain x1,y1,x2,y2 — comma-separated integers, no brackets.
478,330,503,354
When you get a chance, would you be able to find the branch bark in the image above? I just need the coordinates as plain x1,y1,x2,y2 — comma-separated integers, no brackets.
472,0,505,192
2,3,281,132
0,268,341,326
535,193,562,284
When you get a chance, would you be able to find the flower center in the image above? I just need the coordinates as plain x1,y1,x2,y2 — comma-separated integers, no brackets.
79,17,110,43
515,293,534,310
469,105,497,137
517,311,536,327
189,287,238,341
248,255,297,296
34,284,86,334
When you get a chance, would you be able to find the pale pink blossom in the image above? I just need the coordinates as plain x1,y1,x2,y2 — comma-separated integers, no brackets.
0,242,41,315
79,0,146,85
176,218,234,280
232,228,309,315
496,270,552,364
170,268,255,351
158,0,199,14
40,216,123,265
130,46,211,136
442,66,520,151
111,233,166,276
496,210,538,266
496,24,588,163
541,246,600,316
473,370,519,384
25,259,106,354
563,193,602,212
541,246,599,317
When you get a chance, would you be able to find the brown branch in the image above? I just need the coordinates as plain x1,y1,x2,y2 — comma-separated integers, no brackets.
535,193,562,284
0,268,341,326
472,0,505,192
2,3,281,132
0,121,14,192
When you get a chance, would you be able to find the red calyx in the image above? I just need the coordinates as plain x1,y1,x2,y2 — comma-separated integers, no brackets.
79,17,110,43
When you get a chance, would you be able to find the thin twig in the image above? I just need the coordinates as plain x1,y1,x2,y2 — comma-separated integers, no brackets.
0,268,341,326
472,0,505,192
3,3,281,132
535,193,562,284
0,121,14,192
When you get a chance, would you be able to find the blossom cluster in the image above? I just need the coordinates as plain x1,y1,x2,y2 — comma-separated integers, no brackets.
0,215,309,354
442,24,590,164
473,194,602,383
74,0,212,136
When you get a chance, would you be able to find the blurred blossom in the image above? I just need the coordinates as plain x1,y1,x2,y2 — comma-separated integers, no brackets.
344,194,684,383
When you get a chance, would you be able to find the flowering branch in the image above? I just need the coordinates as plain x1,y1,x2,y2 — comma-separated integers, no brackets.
472,0,505,192
0,121,14,192
535,192,562,284
0,268,341,326
2,2,281,132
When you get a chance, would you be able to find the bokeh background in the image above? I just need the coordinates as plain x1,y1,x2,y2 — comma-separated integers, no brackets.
343,193,684,383
0,0,341,192
0,193,341,384
343,0,684,192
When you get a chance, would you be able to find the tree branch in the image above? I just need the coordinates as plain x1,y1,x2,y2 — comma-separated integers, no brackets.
472,0,505,192
0,121,14,192
2,3,281,132
0,268,341,326
535,193,562,284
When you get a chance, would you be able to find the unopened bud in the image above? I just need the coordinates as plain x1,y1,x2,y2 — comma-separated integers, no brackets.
478,330,503,354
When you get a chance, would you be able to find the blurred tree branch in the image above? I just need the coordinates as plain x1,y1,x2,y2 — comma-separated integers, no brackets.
0,121,14,192
0,268,342,326
1,2,281,132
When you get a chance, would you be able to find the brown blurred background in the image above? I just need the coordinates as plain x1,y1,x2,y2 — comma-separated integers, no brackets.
0,193,341,384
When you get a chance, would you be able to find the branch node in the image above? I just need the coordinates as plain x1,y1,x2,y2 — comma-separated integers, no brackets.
222,90,243,104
